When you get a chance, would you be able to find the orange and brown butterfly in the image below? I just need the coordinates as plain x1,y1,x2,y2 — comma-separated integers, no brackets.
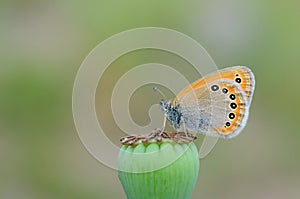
160,66,255,138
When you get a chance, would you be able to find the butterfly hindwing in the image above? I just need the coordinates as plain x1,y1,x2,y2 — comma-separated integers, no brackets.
173,66,255,138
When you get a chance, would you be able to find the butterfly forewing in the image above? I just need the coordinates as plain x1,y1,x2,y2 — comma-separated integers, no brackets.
175,66,255,104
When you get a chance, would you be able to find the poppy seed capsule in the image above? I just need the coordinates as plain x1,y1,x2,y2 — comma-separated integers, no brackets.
118,131,199,199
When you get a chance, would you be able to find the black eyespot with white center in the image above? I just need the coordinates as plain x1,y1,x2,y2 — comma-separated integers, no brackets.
230,102,237,109
235,78,241,83
229,113,235,119
225,122,231,127
222,88,228,94
211,84,219,91
229,94,236,100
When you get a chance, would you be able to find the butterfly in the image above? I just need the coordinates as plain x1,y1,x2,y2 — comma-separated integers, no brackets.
160,66,255,139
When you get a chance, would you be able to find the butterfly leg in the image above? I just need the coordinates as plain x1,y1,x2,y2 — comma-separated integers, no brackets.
181,120,189,137
159,116,167,135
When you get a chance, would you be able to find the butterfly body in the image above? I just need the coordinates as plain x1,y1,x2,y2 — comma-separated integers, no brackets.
160,66,255,139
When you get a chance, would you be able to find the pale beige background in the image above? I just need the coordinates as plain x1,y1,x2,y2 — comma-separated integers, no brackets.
0,1,299,198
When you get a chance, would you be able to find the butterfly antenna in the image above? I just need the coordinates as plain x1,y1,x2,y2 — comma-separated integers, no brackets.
153,86,167,100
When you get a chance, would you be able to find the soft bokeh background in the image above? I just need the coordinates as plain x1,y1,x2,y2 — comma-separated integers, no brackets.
1,0,300,198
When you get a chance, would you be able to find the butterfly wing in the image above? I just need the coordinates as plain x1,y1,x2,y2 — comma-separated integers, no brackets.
175,66,255,104
174,66,255,138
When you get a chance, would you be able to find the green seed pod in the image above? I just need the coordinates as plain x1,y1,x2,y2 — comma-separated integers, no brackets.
118,130,199,199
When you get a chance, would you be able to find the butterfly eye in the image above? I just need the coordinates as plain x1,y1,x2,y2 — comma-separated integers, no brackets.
211,85,219,91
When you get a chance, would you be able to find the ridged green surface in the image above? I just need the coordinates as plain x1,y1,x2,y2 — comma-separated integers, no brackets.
118,142,199,199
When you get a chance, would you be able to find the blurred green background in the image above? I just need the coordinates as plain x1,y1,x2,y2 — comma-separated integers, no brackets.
1,0,300,199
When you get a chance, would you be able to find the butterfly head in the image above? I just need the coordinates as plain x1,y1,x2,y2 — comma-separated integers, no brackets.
160,100,182,129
